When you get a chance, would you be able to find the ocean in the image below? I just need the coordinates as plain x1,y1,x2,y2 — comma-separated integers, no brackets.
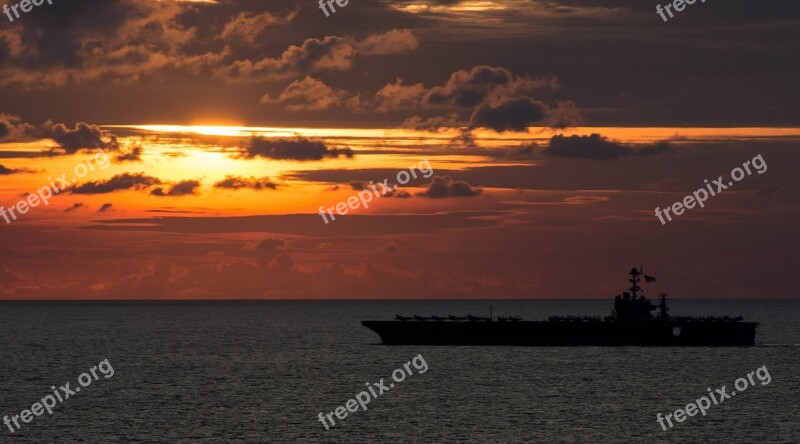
0,299,798,443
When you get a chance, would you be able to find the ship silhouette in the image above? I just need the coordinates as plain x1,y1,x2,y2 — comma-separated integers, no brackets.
362,267,758,346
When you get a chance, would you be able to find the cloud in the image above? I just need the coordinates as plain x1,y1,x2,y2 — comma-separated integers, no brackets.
635,142,673,157
544,134,628,160
260,76,360,112
98,203,114,212
0,1,228,88
220,9,298,46
0,27,25,58
544,134,673,160
348,181,368,191
355,29,419,56
214,35,357,83
375,79,427,113
0,4,417,92
0,113,37,142
71,173,162,194
253,239,288,251
422,176,482,198
450,128,477,147
215,30,419,83
151,180,201,197
214,176,277,190
115,146,142,162
1,0,791,129
401,113,460,130
425,65,558,109
387,189,413,198
88,211,499,236
0,115,122,153
545,100,584,129
242,137,353,161
372,66,577,131
64,203,86,213
41,121,119,154
503,143,538,160
270,253,295,271
0,164,21,175
469,96,549,132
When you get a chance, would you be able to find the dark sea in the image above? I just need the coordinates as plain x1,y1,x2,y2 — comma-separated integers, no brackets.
0,300,797,443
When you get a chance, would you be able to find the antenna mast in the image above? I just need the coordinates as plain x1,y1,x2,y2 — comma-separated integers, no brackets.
629,267,642,299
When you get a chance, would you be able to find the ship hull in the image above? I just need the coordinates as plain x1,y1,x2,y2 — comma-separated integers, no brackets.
361,320,757,346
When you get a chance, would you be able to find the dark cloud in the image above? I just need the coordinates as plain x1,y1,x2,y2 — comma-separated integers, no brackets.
372,66,561,121
546,101,584,129
215,30,419,83
373,66,578,132
0,151,55,159
71,173,161,194
115,146,142,162
215,35,355,83
503,144,538,160
243,137,353,161
220,9,298,46
151,180,201,197
64,203,86,213
451,129,477,148
469,96,548,132
41,121,118,154
544,134,629,160
0,1,220,88
544,134,673,160
425,65,557,109
0,115,120,153
260,76,360,112
347,180,376,191
241,64,566,130
98,203,114,212
375,79,427,113
348,181,367,191
214,176,277,190
401,113,459,130
3,7,421,92
87,212,499,236
635,142,673,157
254,239,288,251
355,29,419,56
422,176,483,198
392,0,475,6
387,189,413,198
0,113,37,142
0,164,19,175
0,1,796,127
285,138,784,191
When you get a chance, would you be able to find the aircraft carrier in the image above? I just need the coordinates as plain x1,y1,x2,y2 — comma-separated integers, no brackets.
361,267,758,346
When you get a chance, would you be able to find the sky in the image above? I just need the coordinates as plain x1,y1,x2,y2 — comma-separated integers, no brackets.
0,0,798,299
